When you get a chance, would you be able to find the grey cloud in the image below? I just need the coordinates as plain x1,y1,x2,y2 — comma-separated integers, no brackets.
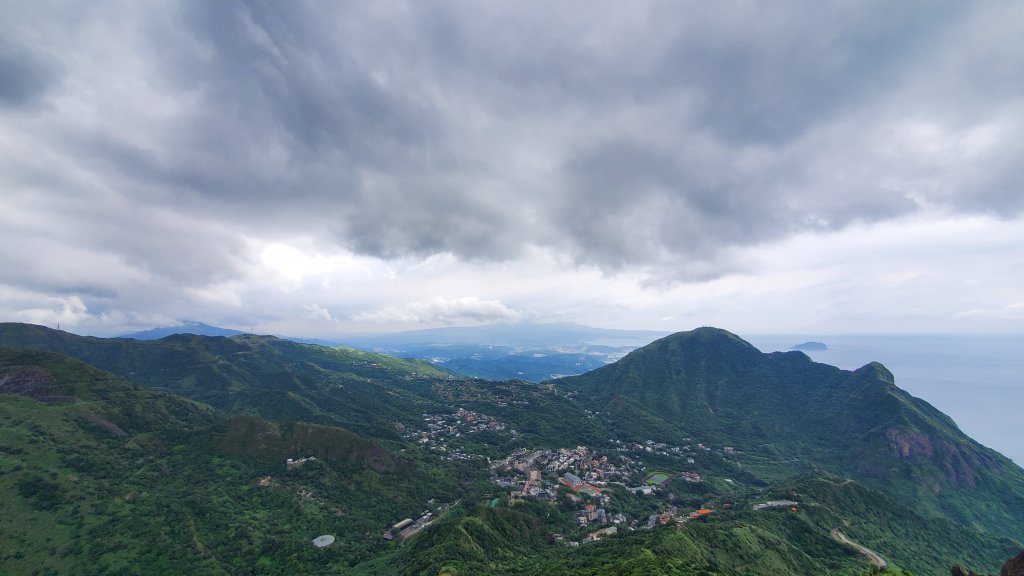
553,133,923,277
0,200,253,298
555,140,733,269
1,0,1022,310
0,42,58,108
655,2,971,145
178,2,435,159
353,297,521,325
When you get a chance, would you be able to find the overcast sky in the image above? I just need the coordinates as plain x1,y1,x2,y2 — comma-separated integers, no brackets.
2,1,1022,337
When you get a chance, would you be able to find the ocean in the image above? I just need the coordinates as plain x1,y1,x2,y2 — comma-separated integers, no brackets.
744,334,1024,467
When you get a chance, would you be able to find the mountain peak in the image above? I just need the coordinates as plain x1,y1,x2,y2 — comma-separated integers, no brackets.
644,326,762,359
119,321,246,340
668,326,750,343
854,361,895,384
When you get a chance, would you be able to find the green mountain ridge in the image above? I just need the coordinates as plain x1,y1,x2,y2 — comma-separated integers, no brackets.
0,323,450,438
0,349,463,574
364,471,1020,575
118,320,248,340
1,323,1021,575
557,328,1024,539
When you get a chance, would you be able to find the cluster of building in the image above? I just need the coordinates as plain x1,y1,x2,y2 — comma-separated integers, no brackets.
492,443,715,505
430,378,537,405
285,456,317,469
553,506,628,546
383,511,435,542
615,439,709,461
486,441,729,544
501,446,645,482
401,409,516,460
642,506,714,528
506,468,558,502
644,506,679,528
559,471,604,497
491,445,650,501
575,503,623,527
584,525,618,542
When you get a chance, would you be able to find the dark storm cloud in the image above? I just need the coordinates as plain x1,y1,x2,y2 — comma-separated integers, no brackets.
654,2,971,145
175,2,435,162
102,1,519,262
1,0,1022,304
0,42,57,108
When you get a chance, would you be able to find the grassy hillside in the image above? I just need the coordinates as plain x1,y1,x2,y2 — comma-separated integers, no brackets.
0,350,463,574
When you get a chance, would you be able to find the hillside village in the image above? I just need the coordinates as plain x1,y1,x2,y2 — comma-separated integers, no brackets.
264,385,755,551
269,405,750,549
398,408,517,461
260,413,807,553
487,442,727,543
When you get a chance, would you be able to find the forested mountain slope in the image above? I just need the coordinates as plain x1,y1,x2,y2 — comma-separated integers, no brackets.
558,328,1024,539
0,323,449,438
2,324,1020,575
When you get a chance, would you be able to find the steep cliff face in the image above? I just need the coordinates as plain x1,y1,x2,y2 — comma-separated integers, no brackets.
882,426,1006,489
0,362,72,403
886,427,935,462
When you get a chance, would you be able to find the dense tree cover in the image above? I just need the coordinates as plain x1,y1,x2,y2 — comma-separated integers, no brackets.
0,323,449,438
357,471,1018,576
0,351,459,574
559,328,1024,539
1,324,1022,575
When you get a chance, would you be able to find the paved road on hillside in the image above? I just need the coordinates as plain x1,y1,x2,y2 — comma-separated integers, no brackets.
831,528,888,570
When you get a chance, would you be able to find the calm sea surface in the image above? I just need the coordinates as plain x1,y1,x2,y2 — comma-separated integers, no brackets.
744,334,1024,467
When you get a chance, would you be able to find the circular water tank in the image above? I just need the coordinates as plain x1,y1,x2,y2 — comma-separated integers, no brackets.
312,535,335,548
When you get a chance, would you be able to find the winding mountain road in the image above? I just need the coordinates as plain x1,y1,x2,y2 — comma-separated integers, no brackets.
831,528,888,570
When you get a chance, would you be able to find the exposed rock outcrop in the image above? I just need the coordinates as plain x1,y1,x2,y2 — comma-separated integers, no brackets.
1002,550,1024,576
0,364,74,403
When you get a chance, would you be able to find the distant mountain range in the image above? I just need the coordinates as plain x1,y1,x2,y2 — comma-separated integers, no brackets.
334,322,667,381
118,321,669,382
336,322,667,348
121,320,665,348
119,320,248,339
1,322,1020,575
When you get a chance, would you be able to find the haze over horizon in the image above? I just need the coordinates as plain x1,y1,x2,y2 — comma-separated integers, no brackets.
2,2,1022,338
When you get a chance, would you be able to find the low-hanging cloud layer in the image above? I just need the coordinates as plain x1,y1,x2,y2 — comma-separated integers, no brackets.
1,1,1022,336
